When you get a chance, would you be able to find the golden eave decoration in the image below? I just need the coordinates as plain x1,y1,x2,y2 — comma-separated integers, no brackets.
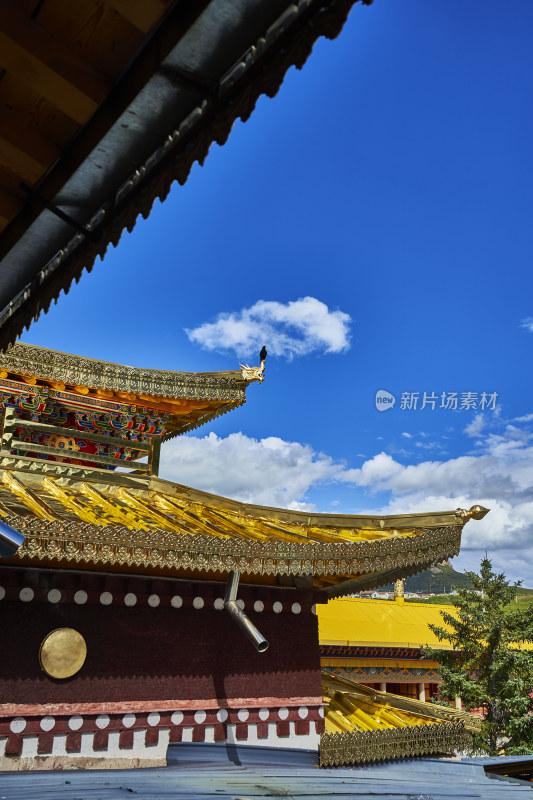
0,342,263,441
0,342,250,399
319,673,479,767
0,463,488,592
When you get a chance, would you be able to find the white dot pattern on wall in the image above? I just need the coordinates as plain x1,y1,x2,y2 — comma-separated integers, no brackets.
124,593,137,607
95,714,110,729
291,602,301,614
40,716,55,732
298,706,308,719
258,708,270,721
147,712,160,726
122,714,136,728
10,718,26,733
254,600,264,612
19,587,34,602
216,708,228,722
278,707,289,720
148,594,160,608
194,710,206,724
171,596,182,609
273,601,283,614
193,597,204,610
237,709,249,722
236,599,245,610
0,586,5,600
171,711,183,725
47,588,61,603
99,592,113,606
74,590,88,605
214,598,224,610
68,715,83,731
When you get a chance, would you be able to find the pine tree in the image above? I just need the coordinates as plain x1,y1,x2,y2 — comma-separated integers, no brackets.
424,557,533,755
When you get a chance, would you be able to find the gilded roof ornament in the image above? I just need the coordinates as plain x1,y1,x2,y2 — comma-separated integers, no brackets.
240,345,267,383
457,505,490,522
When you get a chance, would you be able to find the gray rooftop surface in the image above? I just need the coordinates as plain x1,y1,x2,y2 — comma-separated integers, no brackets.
1,744,533,800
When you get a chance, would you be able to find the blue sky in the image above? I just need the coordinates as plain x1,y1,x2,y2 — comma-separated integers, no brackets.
24,0,533,583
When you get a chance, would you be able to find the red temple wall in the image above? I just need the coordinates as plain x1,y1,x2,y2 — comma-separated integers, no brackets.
0,567,324,707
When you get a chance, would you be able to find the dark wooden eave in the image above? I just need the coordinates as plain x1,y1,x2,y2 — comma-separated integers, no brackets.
0,0,373,350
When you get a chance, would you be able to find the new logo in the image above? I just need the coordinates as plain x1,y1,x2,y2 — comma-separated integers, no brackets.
375,390,396,411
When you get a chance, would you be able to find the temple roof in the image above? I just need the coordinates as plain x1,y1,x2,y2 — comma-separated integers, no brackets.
0,341,254,442
320,673,479,767
0,463,483,593
0,0,373,348
319,598,459,649
3,749,532,798
318,597,533,649
1,341,248,398
0,343,488,592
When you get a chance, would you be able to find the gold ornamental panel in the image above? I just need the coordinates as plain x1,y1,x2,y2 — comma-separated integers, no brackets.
39,627,87,679
319,723,472,768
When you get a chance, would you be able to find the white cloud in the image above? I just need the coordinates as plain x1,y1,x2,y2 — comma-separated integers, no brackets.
160,431,341,508
513,413,533,423
520,316,533,333
401,432,413,439
464,413,485,438
343,426,533,580
185,297,351,359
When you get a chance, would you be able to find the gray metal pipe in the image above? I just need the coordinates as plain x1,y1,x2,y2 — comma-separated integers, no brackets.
224,570,269,653
0,520,24,559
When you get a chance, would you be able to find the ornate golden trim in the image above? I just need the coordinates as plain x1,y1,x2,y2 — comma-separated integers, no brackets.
8,515,462,582
149,476,476,531
319,722,471,767
321,673,482,734
1,343,248,400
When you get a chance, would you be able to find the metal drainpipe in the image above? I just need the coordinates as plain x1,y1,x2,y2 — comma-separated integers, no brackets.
0,520,24,559
224,570,269,653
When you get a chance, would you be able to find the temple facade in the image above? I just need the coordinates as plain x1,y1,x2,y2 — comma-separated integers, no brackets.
319,597,453,702
0,343,487,770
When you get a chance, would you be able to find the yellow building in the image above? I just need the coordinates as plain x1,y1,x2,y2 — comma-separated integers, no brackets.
319,597,455,703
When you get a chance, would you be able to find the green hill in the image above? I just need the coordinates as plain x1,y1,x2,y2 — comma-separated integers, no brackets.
381,563,533,602
405,563,475,593
381,563,474,594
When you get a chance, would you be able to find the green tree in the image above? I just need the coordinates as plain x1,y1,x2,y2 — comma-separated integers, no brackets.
424,557,533,755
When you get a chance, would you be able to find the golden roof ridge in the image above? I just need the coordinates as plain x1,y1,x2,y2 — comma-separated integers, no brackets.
1,342,250,399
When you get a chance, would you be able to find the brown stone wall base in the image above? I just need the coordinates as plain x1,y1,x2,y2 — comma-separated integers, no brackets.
0,755,167,771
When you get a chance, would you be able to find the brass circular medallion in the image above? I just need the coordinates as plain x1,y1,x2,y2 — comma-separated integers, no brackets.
39,628,87,679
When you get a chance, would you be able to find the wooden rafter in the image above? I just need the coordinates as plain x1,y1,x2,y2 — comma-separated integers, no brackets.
0,6,112,125
0,135,50,184
0,109,61,174
104,0,174,34
0,187,22,228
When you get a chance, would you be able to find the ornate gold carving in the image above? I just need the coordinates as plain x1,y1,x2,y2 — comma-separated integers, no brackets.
0,454,151,486
466,504,490,520
239,363,265,383
1,343,247,402
322,672,482,735
39,628,87,679
8,512,462,585
319,722,472,767
394,578,404,600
